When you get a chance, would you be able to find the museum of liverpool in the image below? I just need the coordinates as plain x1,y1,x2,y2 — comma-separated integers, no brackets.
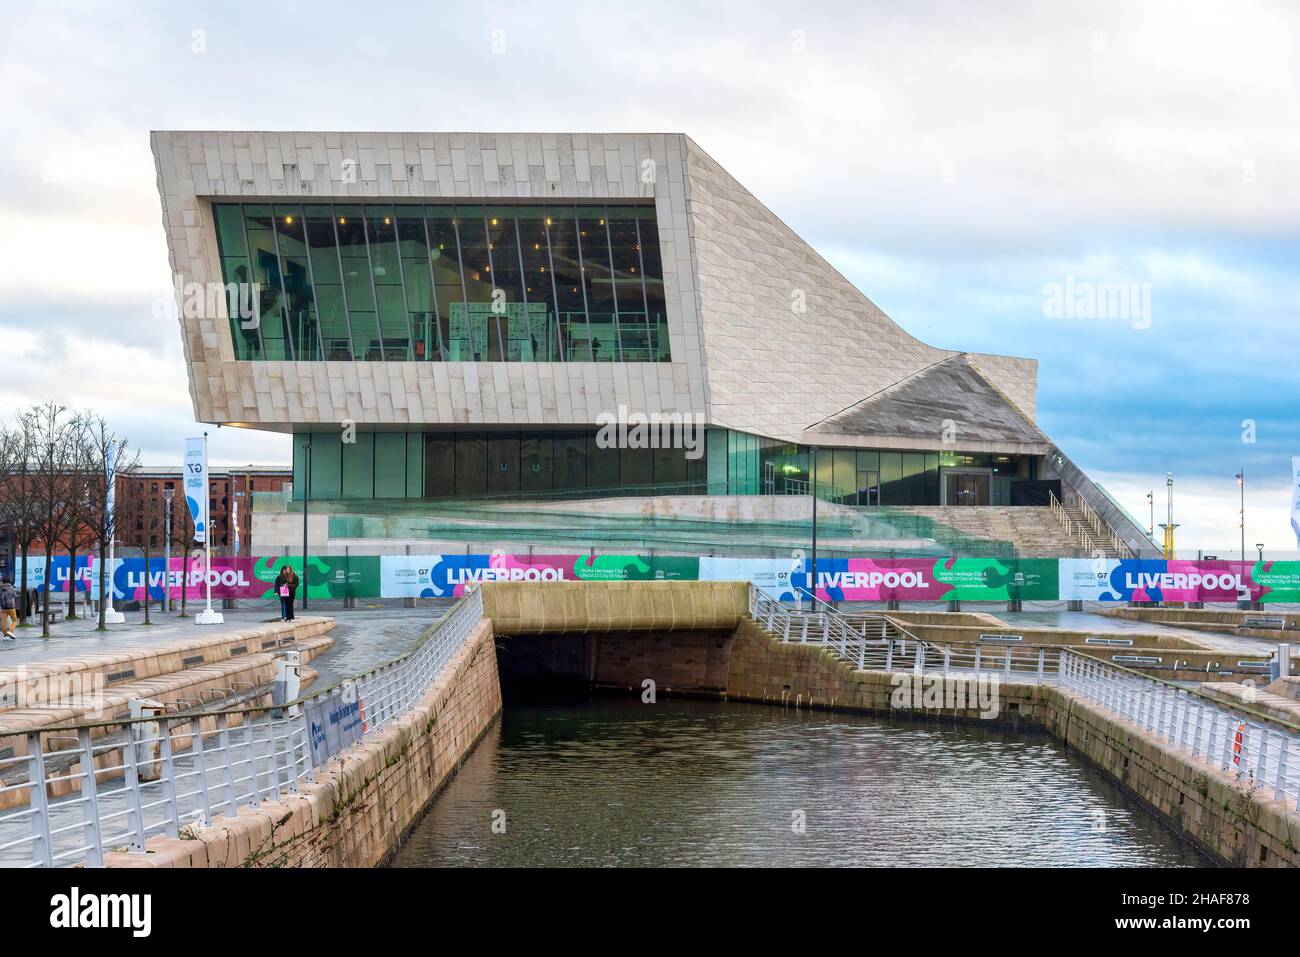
151,130,1155,559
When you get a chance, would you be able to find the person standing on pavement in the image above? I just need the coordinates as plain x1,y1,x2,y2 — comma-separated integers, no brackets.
0,578,17,639
274,566,299,621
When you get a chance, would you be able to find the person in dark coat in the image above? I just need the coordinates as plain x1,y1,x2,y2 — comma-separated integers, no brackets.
274,566,299,621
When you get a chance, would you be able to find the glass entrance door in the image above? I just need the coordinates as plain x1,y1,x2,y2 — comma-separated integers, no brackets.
944,471,990,506
856,470,880,506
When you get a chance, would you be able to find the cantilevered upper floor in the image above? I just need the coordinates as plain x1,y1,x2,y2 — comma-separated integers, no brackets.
152,131,1040,455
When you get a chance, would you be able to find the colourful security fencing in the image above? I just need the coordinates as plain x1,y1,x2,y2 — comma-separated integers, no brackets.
19,554,1300,603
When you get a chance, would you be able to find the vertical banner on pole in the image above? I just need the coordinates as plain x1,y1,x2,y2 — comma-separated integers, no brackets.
187,436,223,624
183,438,207,545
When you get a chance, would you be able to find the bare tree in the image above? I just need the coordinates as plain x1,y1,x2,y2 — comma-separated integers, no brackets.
0,421,43,626
119,467,162,625
165,488,196,616
26,402,81,637
56,415,97,620
83,418,138,629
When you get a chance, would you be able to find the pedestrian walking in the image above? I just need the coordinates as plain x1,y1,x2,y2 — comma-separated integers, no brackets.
0,578,19,639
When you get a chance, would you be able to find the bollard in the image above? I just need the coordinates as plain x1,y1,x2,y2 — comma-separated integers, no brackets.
129,697,165,783
1275,643,1292,682
273,651,302,718
404,597,417,609
1067,600,1083,612
947,600,961,612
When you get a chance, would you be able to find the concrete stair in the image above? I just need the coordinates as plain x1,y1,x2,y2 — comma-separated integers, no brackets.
1060,503,1124,558
885,506,1093,557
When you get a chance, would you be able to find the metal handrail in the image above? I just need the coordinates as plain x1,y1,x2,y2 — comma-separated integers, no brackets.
1059,652,1300,806
746,584,1300,808
0,586,485,867
1064,487,1133,558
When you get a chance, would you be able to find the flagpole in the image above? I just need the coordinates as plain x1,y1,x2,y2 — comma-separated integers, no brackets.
103,439,125,624
205,432,212,616
194,430,223,625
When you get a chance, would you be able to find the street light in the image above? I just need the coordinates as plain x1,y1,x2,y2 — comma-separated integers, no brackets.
1256,543,1265,564
301,440,312,611
808,446,818,607
1157,473,1178,559
1146,490,1154,539
1235,469,1245,566
162,487,174,614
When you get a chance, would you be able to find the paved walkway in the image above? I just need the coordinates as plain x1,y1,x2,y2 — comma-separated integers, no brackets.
0,599,451,683
994,611,1273,655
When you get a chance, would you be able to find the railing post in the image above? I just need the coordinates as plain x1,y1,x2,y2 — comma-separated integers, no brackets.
913,642,924,675
123,722,148,852
217,712,238,815
77,727,106,866
857,641,865,671
287,716,305,794
244,716,261,808
1003,647,1011,678
1037,647,1045,681
885,640,894,672
1275,737,1289,804
974,647,982,674
156,717,181,839
27,733,54,868
189,715,214,828
943,646,951,675
1258,729,1270,788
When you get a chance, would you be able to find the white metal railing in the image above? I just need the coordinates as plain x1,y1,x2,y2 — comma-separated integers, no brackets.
0,587,484,868
747,585,1059,682
1059,650,1300,810
1063,487,1133,558
1049,491,1098,554
747,584,1300,809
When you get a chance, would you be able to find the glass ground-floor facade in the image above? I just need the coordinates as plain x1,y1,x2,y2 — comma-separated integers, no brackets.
291,428,1038,506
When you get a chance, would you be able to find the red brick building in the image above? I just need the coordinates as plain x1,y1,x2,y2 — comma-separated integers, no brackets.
117,466,292,554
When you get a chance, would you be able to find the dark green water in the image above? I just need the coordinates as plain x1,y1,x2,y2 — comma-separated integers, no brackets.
391,697,1211,868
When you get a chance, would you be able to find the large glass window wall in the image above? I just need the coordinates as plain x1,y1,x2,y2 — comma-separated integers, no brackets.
213,202,670,363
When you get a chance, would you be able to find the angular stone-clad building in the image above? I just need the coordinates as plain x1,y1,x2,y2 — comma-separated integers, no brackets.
150,131,1153,554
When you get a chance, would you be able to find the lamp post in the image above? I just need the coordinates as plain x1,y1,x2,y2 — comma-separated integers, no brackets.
1157,473,1178,560
1256,543,1265,563
809,446,818,607
301,440,312,611
103,439,125,624
1146,490,1154,539
162,487,174,614
1235,469,1245,567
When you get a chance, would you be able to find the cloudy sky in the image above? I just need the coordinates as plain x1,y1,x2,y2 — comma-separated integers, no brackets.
1,0,1296,552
